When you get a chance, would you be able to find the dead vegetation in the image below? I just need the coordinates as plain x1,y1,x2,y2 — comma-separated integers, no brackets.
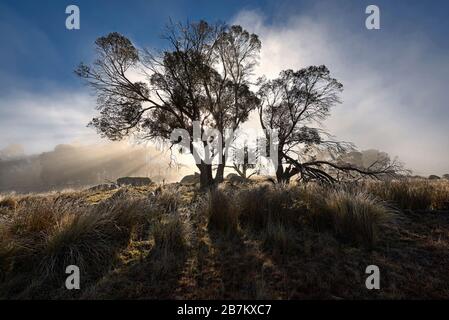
1,179,449,299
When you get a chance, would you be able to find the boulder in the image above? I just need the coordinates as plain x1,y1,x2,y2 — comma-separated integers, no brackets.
226,173,247,183
117,177,152,186
249,175,276,184
428,175,441,180
180,172,200,185
442,174,449,180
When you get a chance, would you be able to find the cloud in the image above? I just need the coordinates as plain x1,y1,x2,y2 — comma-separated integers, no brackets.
233,8,449,176
0,90,100,154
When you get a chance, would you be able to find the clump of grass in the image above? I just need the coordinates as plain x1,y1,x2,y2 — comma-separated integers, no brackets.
323,189,394,247
0,196,17,212
153,216,187,254
366,180,432,210
0,193,153,296
234,184,303,253
42,212,121,279
40,197,149,279
151,215,188,277
429,180,449,210
263,222,297,254
153,185,180,213
205,188,239,236
237,184,300,231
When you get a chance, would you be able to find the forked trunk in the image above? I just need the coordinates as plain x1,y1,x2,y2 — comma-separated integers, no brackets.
276,164,292,184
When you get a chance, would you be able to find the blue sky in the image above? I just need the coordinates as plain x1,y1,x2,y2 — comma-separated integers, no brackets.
0,0,448,175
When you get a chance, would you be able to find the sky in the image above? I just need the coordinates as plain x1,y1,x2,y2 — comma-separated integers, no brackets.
0,0,448,175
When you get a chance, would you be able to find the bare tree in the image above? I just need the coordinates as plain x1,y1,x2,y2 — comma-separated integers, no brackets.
76,21,260,188
258,66,401,183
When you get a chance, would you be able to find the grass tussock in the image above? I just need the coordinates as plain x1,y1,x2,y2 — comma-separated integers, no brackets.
262,222,298,254
153,216,188,254
325,189,394,247
0,196,17,212
237,184,300,231
205,188,239,236
302,185,394,247
234,184,303,254
365,179,449,211
153,186,181,213
0,191,155,297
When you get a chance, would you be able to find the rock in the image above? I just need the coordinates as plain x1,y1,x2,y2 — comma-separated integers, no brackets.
442,174,449,180
117,177,152,186
226,173,247,183
180,172,200,185
250,175,276,184
428,175,441,180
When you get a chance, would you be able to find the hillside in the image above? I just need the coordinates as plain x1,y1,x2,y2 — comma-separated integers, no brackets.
1,179,449,299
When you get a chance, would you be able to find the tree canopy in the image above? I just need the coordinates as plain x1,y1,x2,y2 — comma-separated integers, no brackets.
77,20,402,187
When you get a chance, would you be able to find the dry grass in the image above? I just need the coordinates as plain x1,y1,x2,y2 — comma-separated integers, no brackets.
1,178,449,299
262,221,298,254
0,196,17,212
205,187,239,236
153,216,188,255
237,183,300,230
325,189,394,247
0,190,157,298
153,185,181,213
365,179,449,211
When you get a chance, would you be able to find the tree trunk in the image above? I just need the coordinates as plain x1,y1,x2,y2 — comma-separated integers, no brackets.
197,162,214,189
214,153,226,183
276,164,285,183
276,164,293,184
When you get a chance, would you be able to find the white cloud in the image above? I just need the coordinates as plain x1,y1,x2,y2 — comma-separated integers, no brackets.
0,90,100,154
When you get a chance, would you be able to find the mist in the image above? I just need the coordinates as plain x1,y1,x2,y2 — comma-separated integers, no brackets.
0,142,190,193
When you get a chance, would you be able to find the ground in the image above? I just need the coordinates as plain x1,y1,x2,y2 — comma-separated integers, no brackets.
1,179,449,299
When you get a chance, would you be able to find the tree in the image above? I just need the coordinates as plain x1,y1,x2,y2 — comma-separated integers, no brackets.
76,21,260,188
258,66,401,183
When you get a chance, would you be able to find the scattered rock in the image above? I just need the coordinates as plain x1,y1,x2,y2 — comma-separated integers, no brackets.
226,173,247,184
180,172,200,185
250,175,276,184
117,177,152,186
